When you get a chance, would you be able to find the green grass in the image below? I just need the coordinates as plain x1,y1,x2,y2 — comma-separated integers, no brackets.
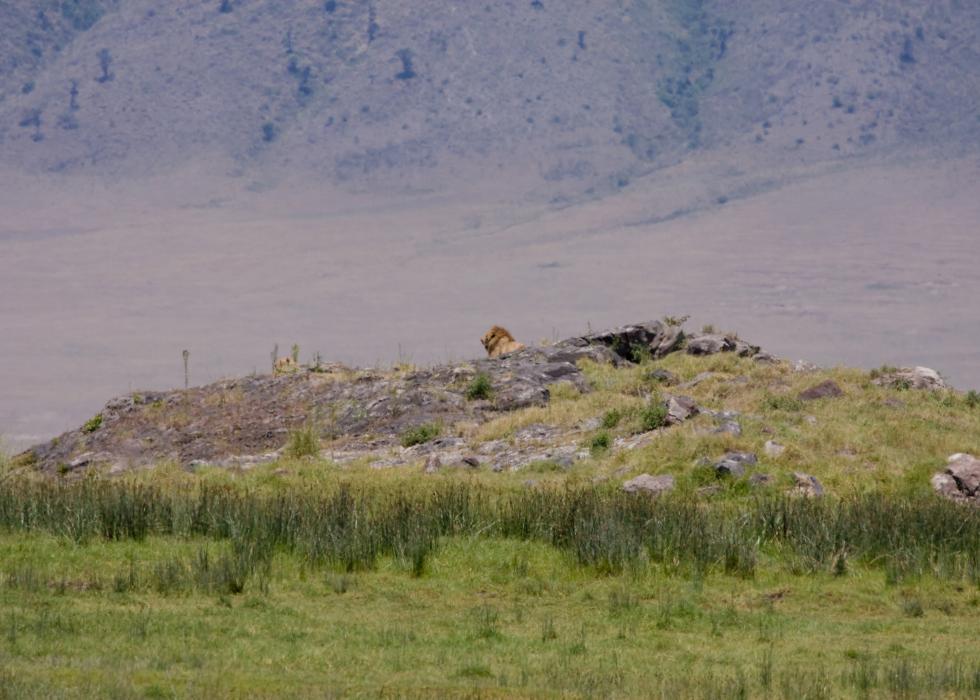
4,348,980,696
0,526,977,698
284,424,319,459
469,352,980,496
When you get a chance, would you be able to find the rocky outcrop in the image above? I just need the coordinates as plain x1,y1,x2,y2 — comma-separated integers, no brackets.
873,366,949,391
19,320,764,474
583,321,685,361
932,454,980,504
685,333,759,358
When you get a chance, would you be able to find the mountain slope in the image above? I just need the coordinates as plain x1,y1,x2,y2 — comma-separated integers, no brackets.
1,0,977,192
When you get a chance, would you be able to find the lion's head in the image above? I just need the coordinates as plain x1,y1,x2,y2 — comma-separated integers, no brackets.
481,325,525,358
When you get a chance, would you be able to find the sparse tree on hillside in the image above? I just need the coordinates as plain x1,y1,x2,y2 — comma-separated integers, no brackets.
96,48,114,83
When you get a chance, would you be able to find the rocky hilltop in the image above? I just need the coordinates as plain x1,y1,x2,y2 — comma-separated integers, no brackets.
17,321,732,472
13,319,980,505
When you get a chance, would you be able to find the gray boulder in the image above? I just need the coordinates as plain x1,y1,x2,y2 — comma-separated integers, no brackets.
645,368,678,386
665,395,699,425
799,380,844,401
685,333,759,358
623,474,676,496
714,452,757,478
764,440,786,458
790,472,825,497
932,453,980,502
583,321,686,361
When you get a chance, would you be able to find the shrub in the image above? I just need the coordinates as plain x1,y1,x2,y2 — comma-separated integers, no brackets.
96,48,113,83
465,373,493,400
589,431,611,455
61,0,105,30
285,424,319,458
601,409,622,429
82,414,103,433
965,390,980,409
400,423,440,447
762,394,803,412
901,596,924,618
638,400,668,432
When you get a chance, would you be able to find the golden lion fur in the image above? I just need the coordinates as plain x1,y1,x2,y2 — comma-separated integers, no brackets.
481,325,526,358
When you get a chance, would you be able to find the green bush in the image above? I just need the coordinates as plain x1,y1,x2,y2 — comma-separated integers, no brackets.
639,400,668,432
400,423,440,447
82,414,103,433
965,390,980,409
285,424,320,459
762,394,804,412
589,431,611,455
601,409,623,429
465,373,493,400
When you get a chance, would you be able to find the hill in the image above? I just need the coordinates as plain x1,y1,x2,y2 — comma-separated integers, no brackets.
1,0,978,194
2,320,980,697
11,319,980,506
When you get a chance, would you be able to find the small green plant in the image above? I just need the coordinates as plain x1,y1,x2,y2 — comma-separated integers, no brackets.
82,413,103,433
901,596,924,618
327,573,352,594
762,394,804,412
285,424,320,458
540,614,557,641
965,390,980,409
832,550,848,577
291,344,300,364
472,604,500,640
601,409,623,429
400,423,440,447
465,373,493,400
701,324,716,334
589,431,611,455
523,459,563,474
662,314,690,327
608,586,639,615
630,343,653,364
638,400,668,432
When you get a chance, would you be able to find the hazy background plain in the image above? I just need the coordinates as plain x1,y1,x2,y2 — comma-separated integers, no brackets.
1,0,978,450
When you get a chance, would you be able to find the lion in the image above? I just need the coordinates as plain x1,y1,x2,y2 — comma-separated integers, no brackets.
481,325,526,359
274,356,298,374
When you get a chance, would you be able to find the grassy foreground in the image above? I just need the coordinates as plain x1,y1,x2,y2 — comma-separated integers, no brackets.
1,351,980,698
0,479,978,698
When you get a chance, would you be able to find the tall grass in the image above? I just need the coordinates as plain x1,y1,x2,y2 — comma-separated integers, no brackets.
0,479,977,589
